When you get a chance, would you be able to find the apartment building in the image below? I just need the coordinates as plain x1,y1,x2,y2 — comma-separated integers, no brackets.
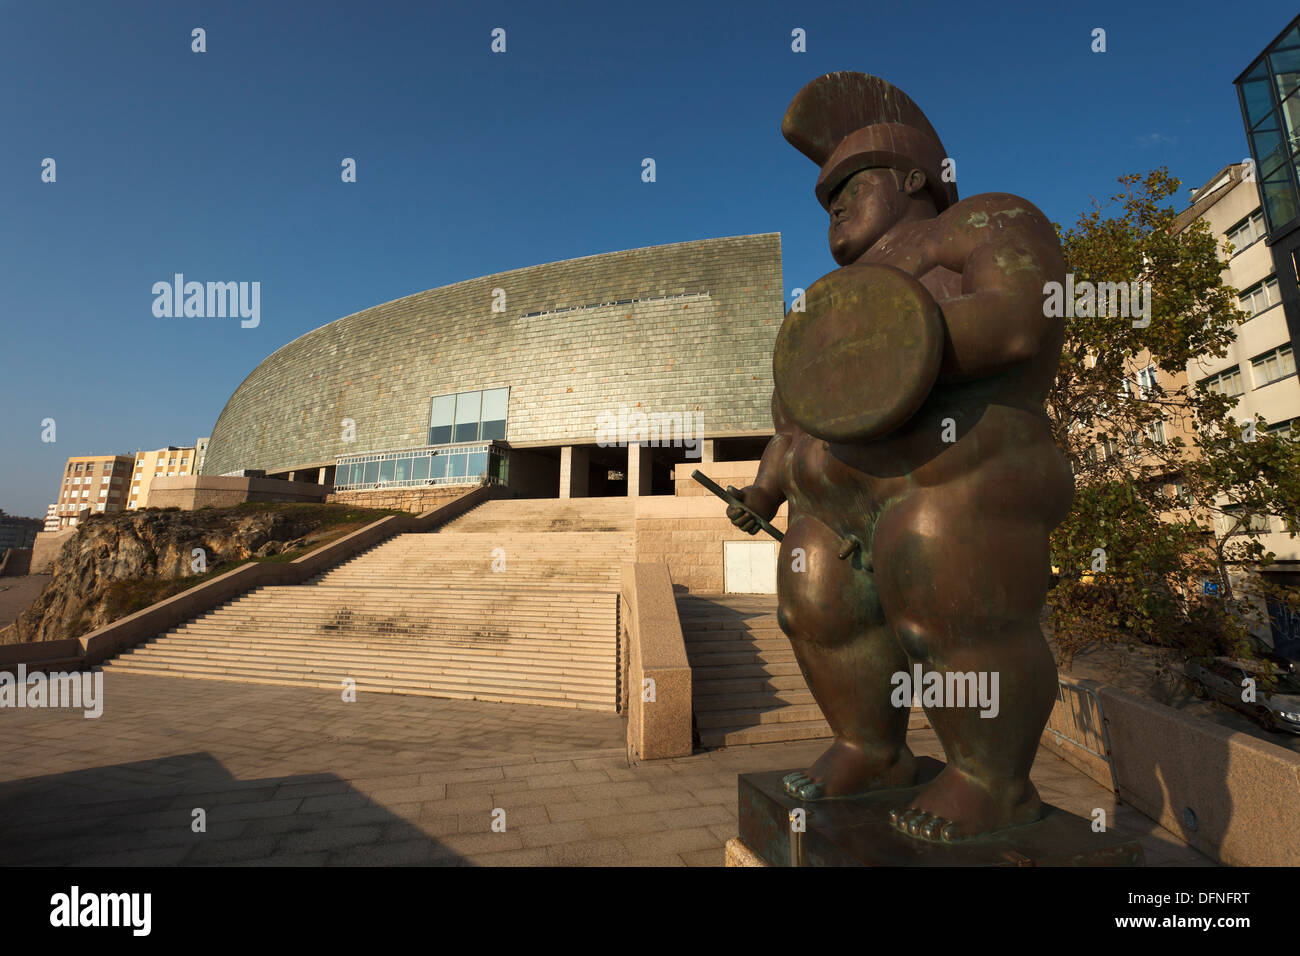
1171,163,1300,655
1175,166,1299,556
53,455,134,528
127,446,198,510
194,437,209,476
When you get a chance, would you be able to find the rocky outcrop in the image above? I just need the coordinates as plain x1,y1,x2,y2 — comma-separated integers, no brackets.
0,507,328,645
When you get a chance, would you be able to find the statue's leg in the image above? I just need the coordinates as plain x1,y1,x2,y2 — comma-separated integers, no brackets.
872,485,1059,841
778,514,915,800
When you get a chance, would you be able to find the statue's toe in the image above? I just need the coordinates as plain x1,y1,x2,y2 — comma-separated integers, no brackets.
782,772,823,800
919,815,948,841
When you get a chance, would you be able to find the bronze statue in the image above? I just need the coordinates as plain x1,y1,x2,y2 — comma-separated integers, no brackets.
728,72,1073,843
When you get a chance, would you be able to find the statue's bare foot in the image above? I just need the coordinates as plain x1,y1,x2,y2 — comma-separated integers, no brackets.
888,765,1043,843
783,739,916,800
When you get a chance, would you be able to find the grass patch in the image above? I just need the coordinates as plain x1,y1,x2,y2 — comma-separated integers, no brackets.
80,507,411,635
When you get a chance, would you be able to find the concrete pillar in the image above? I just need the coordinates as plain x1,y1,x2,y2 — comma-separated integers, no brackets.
700,439,716,464
628,444,652,497
559,445,590,498
317,467,327,485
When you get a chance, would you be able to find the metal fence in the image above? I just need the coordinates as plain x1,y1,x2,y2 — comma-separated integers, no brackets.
1045,679,1119,794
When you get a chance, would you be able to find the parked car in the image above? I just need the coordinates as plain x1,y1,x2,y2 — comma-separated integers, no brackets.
1184,657,1300,734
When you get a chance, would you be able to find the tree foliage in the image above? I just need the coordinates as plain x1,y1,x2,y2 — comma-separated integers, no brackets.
1045,168,1300,669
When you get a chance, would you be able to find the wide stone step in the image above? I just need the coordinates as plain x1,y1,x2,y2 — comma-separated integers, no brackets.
108,653,616,692
680,618,783,630
699,718,832,748
191,607,615,624
690,661,803,680
166,624,616,646
146,630,617,655
115,646,616,684
179,621,615,640
101,663,616,711
689,675,809,694
683,637,790,655
693,689,816,711
696,703,826,729
686,647,798,667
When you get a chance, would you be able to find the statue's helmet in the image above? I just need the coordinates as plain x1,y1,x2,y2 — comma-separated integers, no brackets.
782,72,958,213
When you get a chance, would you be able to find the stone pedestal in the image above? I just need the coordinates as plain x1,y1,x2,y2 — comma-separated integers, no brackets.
738,758,1144,867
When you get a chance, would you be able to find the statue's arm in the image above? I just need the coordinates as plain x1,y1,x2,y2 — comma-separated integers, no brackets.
930,205,1065,383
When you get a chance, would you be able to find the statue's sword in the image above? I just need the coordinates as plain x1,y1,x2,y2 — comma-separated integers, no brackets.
691,468,865,564
691,469,784,542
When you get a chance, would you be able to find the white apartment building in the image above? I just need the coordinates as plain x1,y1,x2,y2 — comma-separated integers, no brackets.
127,445,198,510
1176,163,1300,649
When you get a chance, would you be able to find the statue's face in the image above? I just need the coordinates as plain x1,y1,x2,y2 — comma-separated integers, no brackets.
827,167,913,265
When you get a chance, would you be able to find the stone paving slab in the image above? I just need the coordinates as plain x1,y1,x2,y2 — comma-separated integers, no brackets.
0,671,1212,866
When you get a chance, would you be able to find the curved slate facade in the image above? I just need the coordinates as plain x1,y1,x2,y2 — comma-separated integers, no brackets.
204,234,784,478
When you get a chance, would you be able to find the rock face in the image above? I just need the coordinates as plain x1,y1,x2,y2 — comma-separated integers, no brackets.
0,508,323,645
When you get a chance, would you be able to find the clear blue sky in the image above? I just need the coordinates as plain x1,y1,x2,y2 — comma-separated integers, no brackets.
1,0,1292,519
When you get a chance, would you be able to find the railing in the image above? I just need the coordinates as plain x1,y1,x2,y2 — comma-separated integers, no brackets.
1045,678,1119,794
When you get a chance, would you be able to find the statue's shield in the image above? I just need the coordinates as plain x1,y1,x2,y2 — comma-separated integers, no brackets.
774,263,944,443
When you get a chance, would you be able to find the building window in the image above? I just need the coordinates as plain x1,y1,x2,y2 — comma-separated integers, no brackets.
1226,210,1267,252
1252,344,1296,386
1138,364,1158,399
1265,417,1298,438
1202,365,1245,397
1240,275,1281,318
429,387,509,445
1144,420,1167,444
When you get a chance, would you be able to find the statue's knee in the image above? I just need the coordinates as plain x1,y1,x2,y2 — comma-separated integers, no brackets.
890,617,933,661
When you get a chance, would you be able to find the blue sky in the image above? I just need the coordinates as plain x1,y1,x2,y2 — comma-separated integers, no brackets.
0,0,1293,518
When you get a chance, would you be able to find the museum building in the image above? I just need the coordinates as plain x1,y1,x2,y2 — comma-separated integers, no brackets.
201,234,785,506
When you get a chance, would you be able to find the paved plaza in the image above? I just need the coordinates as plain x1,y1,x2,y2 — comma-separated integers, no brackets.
0,672,1210,866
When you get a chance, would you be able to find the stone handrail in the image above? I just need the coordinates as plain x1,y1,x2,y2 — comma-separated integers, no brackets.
1,486,493,673
620,562,692,760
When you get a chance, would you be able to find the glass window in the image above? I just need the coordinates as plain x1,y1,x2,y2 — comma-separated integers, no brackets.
1252,345,1296,385
336,462,351,485
363,460,379,484
1243,60,1274,128
411,456,430,480
1262,169,1300,230
429,394,456,445
379,459,395,483
430,454,447,480
445,453,468,479
467,451,489,479
454,391,482,442
393,457,410,482
481,387,509,440
1203,366,1244,397
1139,365,1158,398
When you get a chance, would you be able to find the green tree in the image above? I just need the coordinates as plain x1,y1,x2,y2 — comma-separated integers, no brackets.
1045,168,1300,670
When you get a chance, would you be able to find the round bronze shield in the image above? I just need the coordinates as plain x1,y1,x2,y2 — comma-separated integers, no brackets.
774,263,944,443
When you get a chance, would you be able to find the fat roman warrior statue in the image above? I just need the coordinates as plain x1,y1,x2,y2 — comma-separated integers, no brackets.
726,72,1073,843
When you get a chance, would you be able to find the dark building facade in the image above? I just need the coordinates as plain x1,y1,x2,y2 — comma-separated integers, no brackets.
1237,14,1300,361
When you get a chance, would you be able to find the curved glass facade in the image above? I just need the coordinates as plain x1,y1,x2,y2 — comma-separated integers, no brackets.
335,442,508,490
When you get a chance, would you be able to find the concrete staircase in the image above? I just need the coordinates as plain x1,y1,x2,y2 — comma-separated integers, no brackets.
681,593,832,748
681,593,928,748
103,497,635,711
